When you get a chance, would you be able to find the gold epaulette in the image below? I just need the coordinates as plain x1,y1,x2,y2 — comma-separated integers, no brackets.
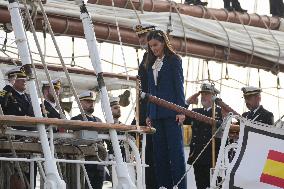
0,90,7,97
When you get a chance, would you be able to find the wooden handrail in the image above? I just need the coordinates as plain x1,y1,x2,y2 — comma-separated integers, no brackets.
0,115,155,134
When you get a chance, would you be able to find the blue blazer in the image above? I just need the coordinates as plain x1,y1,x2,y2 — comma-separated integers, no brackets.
147,54,185,120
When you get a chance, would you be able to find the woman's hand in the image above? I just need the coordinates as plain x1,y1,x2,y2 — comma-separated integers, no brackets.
146,117,152,127
176,114,185,124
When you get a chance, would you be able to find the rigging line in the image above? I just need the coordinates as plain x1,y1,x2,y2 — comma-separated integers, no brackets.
258,69,261,88
202,58,205,80
0,42,94,59
37,0,88,121
204,6,231,64
139,0,144,13
22,5,63,177
135,48,140,67
174,125,224,187
116,68,138,75
254,0,259,13
235,12,255,67
26,58,90,70
185,77,284,99
259,14,281,75
42,21,47,62
70,37,75,67
21,1,48,119
101,58,137,70
185,57,190,97
214,79,284,99
277,75,281,118
245,66,251,86
171,0,188,56
206,60,211,81
110,0,129,81
111,0,135,105
0,35,15,41
167,0,173,34
23,0,66,120
127,0,142,23
219,63,224,98
111,44,115,72
1,31,7,52
0,49,11,58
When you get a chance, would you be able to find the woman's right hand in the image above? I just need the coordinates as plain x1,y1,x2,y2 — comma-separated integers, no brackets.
146,117,152,127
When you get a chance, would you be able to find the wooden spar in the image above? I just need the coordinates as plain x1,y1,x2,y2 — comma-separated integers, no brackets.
0,57,136,81
213,97,240,134
0,7,282,72
88,0,281,30
142,93,241,136
142,93,216,125
0,115,156,133
0,141,107,157
214,97,240,116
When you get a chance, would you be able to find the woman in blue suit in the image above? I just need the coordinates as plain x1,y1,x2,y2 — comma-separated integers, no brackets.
145,30,186,189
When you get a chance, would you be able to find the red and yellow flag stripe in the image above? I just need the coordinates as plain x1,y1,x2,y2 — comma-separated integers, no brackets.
260,150,284,188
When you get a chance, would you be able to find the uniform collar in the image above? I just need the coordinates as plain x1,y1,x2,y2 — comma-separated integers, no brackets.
251,105,261,114
14,89,25,96
204,107,212,112
46,100,56,109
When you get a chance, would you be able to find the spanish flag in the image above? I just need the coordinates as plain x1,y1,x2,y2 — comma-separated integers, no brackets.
260,150,284,188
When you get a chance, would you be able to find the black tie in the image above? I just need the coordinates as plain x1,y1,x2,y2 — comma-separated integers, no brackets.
247,111,255,119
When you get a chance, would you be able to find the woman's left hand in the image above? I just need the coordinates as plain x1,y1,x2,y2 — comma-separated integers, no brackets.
176,114,185,124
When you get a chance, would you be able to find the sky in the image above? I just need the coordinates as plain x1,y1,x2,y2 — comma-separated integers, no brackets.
0,0,283,124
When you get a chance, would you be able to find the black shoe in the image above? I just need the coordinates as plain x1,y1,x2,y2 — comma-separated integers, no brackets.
184,0,195,5
195,1,208,6
234,6,247,13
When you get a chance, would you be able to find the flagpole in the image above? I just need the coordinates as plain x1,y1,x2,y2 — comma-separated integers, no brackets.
7,0,65,188
77,1,137,188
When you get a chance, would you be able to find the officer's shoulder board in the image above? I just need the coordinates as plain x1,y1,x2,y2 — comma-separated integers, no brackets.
0,90,7,97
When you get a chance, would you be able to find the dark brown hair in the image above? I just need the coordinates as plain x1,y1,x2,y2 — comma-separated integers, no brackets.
145,30,178,69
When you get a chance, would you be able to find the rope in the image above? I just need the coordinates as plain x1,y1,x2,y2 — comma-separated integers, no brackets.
277,75,281,118
259,15,282,75
245,67,251,87
42,21,47,62
1,32,7,52
174,125,224,187
204,7,231,64
37,0,88,121
219,63,224,98
171,1,188,56
111,0,129,81
235,12,255,67
70,37,76,67
22,0,65,178
111,44,115,72
167,1,173,34
258,69,261,88
184,77,284,99
22,0,66,120
111,0,135,114
127,0,142,23
206,60,211,81
21,1,47,118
